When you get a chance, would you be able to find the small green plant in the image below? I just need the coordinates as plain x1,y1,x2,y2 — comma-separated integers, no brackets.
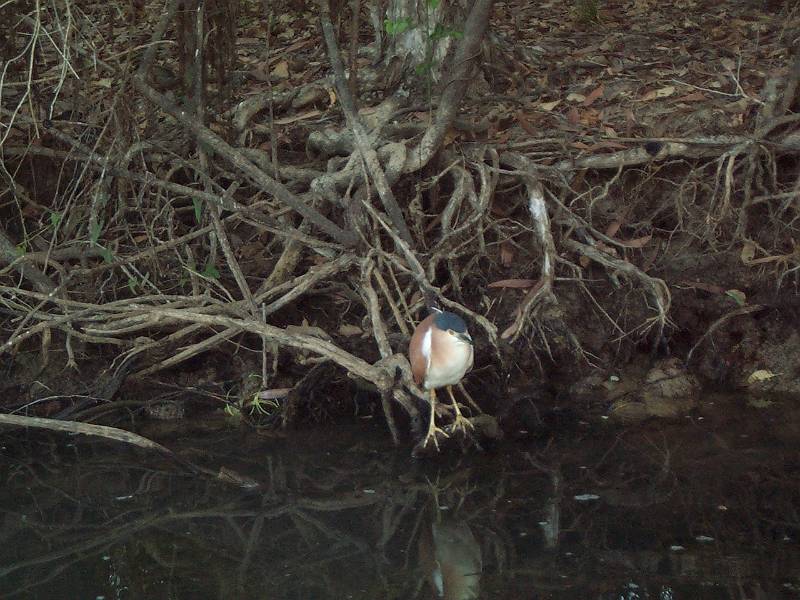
223,374,282,426
247,394,281,416
89,220,103,244
192,197,203,223
384,5,463,106
127,272,150,294
201,262,220,279
99,246,114,263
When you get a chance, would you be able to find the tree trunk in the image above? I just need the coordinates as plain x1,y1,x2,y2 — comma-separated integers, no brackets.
383,0,468,84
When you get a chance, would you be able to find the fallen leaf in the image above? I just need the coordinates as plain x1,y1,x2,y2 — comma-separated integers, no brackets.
583,84,604,106
579,108,601,126
443,127,460,146
616,234,651,248
538,99,561,111
567,107,581,125
271,60,290,79
674,91,708,103
746,369,778,384
740,241,756,264
567,92,586,103
516,111,538,136
677,280,726,294
641,85,676,101
488,278,540,289
500,241,516,267
605,219,623,238
250,63,271,82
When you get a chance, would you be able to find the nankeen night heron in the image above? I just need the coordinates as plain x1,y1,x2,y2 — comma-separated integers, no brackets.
408,309,474,449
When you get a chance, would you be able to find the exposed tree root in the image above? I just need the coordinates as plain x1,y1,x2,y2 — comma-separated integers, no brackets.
2,0,799,451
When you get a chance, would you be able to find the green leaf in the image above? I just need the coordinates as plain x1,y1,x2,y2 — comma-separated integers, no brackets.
725,289,746,306
192,197,203,223
427,0,441,8
384,18,412,35
100,247,114,264
49,211,62,228
431,24,462,40
415,61,434,76
14,243,26,256
202,263,220,279
128,276,138,294
90,221,102,244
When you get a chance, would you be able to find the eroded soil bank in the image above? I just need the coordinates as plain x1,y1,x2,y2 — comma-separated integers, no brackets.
3,247,799,445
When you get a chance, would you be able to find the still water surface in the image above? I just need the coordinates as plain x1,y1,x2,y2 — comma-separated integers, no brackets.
1,394,798,599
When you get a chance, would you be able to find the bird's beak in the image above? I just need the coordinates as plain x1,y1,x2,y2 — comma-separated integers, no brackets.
457,332,473,345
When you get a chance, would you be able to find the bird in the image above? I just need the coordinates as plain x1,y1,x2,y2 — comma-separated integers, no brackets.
417,487,482,599
408,308,474,449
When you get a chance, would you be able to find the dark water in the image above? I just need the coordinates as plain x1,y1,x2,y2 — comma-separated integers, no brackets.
1,393,799,599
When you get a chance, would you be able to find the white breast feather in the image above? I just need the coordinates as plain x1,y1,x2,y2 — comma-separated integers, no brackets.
425,335,473,390
422,327,432,377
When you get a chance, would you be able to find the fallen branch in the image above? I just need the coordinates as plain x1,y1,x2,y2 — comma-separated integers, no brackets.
0,413,175,454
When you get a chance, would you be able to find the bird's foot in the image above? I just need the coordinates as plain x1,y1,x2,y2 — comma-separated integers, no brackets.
447,412,474,436
421,420,450,451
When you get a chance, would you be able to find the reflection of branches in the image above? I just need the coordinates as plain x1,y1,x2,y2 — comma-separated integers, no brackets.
0,431,517,598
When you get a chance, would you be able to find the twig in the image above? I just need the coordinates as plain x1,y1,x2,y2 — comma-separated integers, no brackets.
686,304,767,365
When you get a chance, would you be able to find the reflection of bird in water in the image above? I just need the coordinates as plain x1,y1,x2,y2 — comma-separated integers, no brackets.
418,512,482,599
408,308,475,450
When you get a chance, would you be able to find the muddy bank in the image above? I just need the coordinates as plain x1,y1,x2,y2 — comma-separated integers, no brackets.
3,249,799,446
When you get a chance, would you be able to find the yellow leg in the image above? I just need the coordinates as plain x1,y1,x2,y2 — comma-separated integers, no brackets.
422,389,449,450
446,385,474,434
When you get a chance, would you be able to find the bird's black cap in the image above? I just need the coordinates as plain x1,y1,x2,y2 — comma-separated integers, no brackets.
434,311,469,334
